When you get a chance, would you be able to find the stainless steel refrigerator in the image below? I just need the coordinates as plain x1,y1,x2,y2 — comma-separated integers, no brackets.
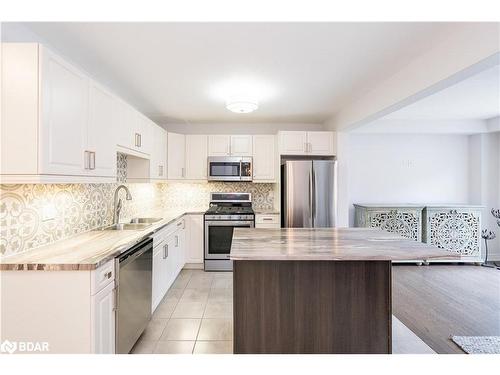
281,160,337,228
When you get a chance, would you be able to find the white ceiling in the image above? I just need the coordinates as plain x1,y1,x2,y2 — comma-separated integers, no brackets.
384,65,500,121
5,22,451,124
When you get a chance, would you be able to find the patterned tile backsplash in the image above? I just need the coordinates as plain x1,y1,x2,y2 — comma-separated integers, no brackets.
0,182,275,257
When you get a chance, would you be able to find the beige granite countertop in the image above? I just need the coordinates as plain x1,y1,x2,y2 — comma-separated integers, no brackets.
230,228,459,261
0,208,206,271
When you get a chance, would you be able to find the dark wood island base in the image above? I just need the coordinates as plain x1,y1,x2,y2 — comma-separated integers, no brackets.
233,260,392,354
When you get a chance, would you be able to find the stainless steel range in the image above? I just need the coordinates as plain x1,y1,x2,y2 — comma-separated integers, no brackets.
204,192,255,271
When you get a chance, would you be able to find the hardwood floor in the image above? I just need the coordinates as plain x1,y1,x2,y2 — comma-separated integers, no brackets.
393,264,500,354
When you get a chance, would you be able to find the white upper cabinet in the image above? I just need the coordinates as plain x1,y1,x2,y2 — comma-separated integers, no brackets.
149,125,167,180
279,131,308,155
185,135,208,180
231,135,253,156
279,131,336,156
208,135,231,156
252,135,276,182
306,131,336,155
87,82,116,177
1,43,119,182
39,45,89,175
167,132,186,179
113,99,135,151
208,135,252,156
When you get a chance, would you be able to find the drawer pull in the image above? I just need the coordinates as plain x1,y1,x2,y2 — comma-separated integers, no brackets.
103,271,112,280
177,221,183,227
262,218,273,221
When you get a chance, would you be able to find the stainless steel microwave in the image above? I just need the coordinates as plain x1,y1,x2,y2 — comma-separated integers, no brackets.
207,156,252,181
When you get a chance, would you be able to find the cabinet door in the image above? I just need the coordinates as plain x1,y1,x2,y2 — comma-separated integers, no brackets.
91,282,116,354
307,131,335,155
186,215,204,263
113,99,135,150
279,131,307,155
167,132,186,179
133,114,151,154
252,135,275,181
185,135,208,180
208,135,231,156
152,246,164,312
164,236,178,290
150,125,167,180
39,47,88,175
230,135,252,156
87,82,116,177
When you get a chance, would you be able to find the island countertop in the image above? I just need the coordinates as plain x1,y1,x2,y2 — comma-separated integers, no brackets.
230,227,458,261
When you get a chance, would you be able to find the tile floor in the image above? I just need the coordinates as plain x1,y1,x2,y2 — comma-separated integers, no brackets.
131,269,435,354
131,269,233,354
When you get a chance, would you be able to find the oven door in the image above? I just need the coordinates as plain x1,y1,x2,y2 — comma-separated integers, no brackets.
204,220,254,260
208,158,242,181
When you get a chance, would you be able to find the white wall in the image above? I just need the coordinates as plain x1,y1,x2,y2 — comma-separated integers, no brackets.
469,132,500,259
162,122,325,135
346,134,470,226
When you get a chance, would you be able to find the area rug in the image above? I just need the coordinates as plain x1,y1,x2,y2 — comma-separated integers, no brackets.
451,336,500,354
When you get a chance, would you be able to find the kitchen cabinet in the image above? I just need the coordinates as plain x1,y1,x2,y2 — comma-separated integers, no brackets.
91,281,116,354
2,259,116,353
208,135,231,156
231,135,253,156
87,82,117,177
255,213,280,228
1,43,121,183
208,135,252,156
185,214,204,265
252,135,276,182
150,125,167,180
279,131,336,156
167,132,186,179
185,135,208,179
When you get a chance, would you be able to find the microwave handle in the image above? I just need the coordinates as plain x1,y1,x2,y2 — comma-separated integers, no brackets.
239,159,243,180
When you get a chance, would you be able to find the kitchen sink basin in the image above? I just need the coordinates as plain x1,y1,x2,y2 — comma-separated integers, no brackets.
130,217,162,224
97,223,152,231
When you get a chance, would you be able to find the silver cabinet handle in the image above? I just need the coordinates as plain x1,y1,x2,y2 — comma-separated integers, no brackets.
103,271,112,280
176,221,183,227
84,151,90,169
138,133,142,147
135,133,141,147
90,151,96,170
112,288,117,312
304,142,308,153
175,235,179,247
159,165,163,177
163,244,168,259
262,218,273,221
181,167,185,178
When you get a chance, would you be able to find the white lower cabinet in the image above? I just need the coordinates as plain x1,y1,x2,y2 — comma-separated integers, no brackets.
91,281,116,354
1,260,116,353
151,217,188,313
255,213,280,228
185,214,204,264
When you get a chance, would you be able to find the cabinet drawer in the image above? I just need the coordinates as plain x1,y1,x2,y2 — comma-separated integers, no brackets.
256,214,280,224
91,259,115,295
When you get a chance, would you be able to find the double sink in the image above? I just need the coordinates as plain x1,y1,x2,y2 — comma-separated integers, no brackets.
96,217,162,231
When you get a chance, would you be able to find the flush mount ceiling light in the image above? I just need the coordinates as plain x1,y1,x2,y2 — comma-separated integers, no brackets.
226,99,258,114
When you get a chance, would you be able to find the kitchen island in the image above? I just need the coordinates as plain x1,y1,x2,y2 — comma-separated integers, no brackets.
230,227,457,354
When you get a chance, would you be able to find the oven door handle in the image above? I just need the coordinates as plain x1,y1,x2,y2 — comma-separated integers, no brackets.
205,221,255,226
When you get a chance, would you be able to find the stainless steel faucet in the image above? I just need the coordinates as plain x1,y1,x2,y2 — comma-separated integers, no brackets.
113,185,132,224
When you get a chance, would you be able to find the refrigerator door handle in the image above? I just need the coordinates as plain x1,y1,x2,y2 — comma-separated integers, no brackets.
311,166,316,226
309,167,313,226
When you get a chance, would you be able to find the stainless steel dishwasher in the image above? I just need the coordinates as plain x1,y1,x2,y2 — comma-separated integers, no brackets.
115,237,153,354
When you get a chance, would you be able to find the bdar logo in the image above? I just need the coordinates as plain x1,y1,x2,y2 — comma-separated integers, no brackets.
0,340,17,354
